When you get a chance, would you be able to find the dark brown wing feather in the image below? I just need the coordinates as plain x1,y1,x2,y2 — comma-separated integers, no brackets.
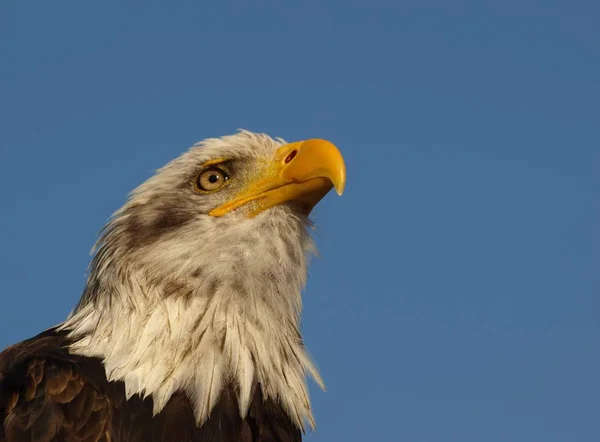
0,329,111,442
0,329,301,442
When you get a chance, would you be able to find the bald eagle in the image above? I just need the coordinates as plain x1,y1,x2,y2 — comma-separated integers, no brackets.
0,131,345,442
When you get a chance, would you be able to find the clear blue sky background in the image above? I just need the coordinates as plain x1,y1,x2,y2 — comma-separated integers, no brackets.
1,1,598,441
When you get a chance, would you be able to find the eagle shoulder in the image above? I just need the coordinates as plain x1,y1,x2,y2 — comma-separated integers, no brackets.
0,330,303,441
0,329,111,442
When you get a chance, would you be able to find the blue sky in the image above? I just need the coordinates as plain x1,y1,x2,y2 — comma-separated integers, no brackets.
1,1,598,440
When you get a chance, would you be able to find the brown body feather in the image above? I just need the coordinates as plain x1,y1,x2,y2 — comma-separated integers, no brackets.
0,330,301,442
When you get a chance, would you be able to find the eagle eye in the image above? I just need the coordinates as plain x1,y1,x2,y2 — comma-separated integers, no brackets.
195,167,229,192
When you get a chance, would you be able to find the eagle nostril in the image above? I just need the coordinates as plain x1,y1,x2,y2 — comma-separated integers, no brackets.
284,150,298,164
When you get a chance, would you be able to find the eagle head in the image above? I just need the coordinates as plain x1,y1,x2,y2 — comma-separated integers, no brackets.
63,130,345,429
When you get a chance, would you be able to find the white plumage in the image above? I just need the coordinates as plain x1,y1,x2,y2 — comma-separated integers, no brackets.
60,131,326,430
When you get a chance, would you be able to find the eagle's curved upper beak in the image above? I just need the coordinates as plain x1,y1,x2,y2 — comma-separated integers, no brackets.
209,139,346,217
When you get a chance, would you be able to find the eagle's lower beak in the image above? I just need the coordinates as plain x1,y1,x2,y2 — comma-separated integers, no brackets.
209,139,346,217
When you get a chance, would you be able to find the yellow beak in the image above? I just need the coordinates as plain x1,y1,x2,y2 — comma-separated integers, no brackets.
209,139,346,217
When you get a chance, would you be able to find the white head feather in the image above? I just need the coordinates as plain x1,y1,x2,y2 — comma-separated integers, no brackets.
60,131,326,430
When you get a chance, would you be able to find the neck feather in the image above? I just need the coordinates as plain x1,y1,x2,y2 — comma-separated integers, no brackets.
61,209,323,430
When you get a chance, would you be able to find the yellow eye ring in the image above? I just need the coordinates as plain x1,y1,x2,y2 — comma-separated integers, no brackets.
195,167,229,192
